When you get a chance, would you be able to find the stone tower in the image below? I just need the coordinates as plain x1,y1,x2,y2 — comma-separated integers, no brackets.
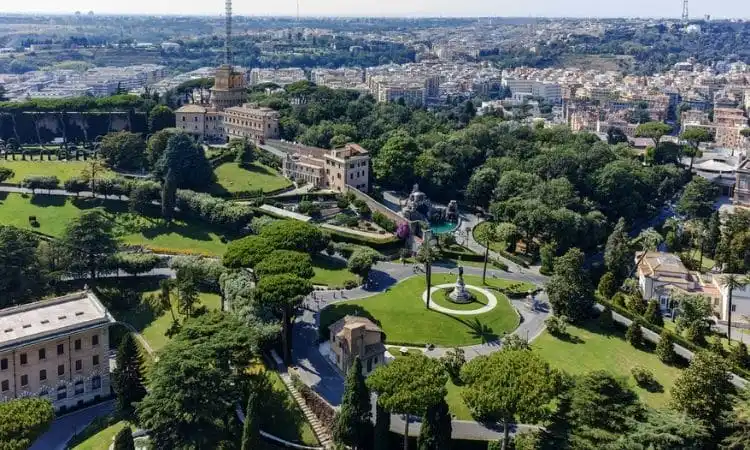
211,0,246,111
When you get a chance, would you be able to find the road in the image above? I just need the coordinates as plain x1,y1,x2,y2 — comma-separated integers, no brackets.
30,400,115,450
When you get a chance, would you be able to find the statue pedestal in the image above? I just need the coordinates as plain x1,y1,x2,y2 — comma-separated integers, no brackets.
449,279,473,304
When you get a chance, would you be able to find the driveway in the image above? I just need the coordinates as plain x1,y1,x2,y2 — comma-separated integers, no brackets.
30,400,115,450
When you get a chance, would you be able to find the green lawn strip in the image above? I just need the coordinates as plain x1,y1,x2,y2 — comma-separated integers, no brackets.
212,162,291,194
70,416,130,450
429,287,490,311
445,379,472,420
320,274,520,347
0,193,229,256
532,322,683,409
311,254,358,288
0,160,113,182
261,365,320,446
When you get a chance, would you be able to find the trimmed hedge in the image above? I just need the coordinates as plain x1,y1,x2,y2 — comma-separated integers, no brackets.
326,227,403,251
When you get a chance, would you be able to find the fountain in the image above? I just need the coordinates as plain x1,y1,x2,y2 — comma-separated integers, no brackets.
448,265,474,304
400,184,458,234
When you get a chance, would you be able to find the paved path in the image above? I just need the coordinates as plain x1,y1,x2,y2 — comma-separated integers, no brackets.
30,400,115,450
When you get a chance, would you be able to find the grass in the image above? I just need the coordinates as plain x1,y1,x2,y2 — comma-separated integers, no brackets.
445,379,472,420
430,287,491,311
70,417,131,450
0,193,230,256
0,159,112,182
320,274,520,347
311,254,358,288
473,221,534,266
533,322,683,408
261,365,320,446
212,162,292,194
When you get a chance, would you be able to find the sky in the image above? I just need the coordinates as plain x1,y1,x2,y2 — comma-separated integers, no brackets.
1,0,749,19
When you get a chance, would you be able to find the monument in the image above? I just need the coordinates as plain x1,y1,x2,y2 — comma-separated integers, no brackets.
449,265,473,304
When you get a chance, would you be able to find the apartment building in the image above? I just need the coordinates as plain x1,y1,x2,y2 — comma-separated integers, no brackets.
502,77,563,104
249,68,306,86
278,142,370,192
0,291,114,412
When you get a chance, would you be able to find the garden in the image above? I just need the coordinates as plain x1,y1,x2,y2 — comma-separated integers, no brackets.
320,274,533,347
0,159,113,183
211,161,292,196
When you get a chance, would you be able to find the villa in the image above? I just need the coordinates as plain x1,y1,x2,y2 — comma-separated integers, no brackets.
327,316,385,375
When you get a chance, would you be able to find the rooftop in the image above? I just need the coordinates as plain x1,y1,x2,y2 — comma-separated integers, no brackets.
0,291,113,350
329,315,383,338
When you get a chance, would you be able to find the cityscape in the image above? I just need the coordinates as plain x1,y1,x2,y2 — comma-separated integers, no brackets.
0,1,750,450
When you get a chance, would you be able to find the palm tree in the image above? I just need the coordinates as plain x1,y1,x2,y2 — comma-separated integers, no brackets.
685,219,707,270
721,274,749,344
631,228,664,276
482,222,497,284
416,234,439,310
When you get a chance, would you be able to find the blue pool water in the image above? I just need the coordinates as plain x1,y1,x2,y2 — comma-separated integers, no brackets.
430,221,458,235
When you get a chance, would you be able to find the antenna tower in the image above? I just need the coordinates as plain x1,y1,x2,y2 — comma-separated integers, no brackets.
682,0,689,21
225,0,232,66
297,0,300,24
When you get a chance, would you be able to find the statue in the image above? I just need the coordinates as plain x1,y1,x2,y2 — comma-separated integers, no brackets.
449,260,472,304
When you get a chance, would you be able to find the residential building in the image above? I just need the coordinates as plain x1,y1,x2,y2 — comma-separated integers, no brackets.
734,158,750,206
222,104,281,142
278,142,370,192
327,316,385,375
0,291,114,412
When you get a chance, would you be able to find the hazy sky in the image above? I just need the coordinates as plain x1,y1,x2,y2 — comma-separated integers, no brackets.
2,0,748,19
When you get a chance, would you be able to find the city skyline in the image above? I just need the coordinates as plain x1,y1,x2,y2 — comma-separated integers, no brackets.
2,0,749,19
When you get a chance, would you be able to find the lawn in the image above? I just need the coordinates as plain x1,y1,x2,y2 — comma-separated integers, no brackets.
320,274,521,347
70,418,131,450
0,193,230,256
311,254,358,288
0,159,112,182
212,162,292,194
262,366,320,447
533,322,683,408
430,287,491,311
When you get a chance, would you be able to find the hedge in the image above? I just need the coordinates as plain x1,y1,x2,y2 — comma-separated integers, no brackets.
326,227,403,251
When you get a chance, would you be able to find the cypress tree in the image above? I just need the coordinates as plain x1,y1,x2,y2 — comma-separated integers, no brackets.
626,320,644,348
374,402,391,450
241,390,261,450
644,299,664,327
113,333,147,419
113,427,135,450
656,330,678,365
333,356,372,449
418,398,452,450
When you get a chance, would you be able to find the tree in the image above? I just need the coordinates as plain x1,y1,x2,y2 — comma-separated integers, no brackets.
644,299,664,327
333,356,372,449
0,398,55,450
720,274,749,343
635,121,672,149
113,427,135,450
175,267,201,317
367,354,448,450
80,158,107,193
372,132,420,190
604,218,631,283
626,320,644,348
241,384,262,450
418,397,451,450
0,167,14,183
466,167,499,209
149,105,175,133
631,228,664,277
674,293,712,344
680,127,713,171
729,341,750,371
112,333,147,419
259,220,329,255
156,131,215,190
59,209,118,280
99,131,146,171
566,371,644,449
539,241,556,275
161,170,177,224
495,222,520,253
545,248,595,323
146,128,178,169
255,250,314,279
723,389,750,450
374,403,391,450
656,330,679,364
64,176,89,196
614,409,709,450
138,313,259,450
671,351,733,432
254,274,313,363
677,178,719,220
115,253,160,276
347,248,380,281
230,138,256,168
440,347,466,382
706,211,721,259
597,272,617,299
461,349,558,450
223,235,273,273
606,126,629,145
0,226,47,307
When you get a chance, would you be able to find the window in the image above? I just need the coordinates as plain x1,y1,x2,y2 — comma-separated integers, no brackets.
75,360,82,372
91,376,101,390
74,339,81,351
182,116,185,121
57,344,64,355
57,364,64,376
57,386,67,400
20,375,28,386
1,380,7,391
39,369,47,381
0,359,6,370
92,355,99,366
19,353,27,365
38,348,46,360
74,380,84,396
366,357,372,372
732,304,737,312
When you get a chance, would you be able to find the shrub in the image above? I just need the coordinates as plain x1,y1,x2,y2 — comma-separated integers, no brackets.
21,175,59,192
115,253,161,275
545,315,568,337
612,292,627,308
176,189,254,231
597,272,617,299
298,200,320,217
598,306,614,330
626,320,644,348
729,342,750,371
631,366,656,387
343,279,358,289
644,299,664,327
625,294,647,316
440,347,466,383
656,330,678,365
170,256,227,293
63,176,89,195
372,211,397,232
503,334,531,351
336,197,350,209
